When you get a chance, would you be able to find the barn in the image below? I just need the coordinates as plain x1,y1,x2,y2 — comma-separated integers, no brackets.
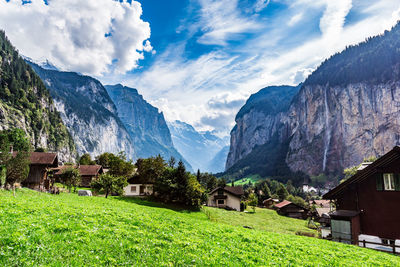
274,200,309,219
323,146,400,247
21,152,58,191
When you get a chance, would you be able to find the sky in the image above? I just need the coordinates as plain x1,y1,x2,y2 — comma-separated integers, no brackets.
1,0,400,137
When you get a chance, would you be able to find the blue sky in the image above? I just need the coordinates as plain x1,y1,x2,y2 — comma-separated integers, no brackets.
1,0,400,136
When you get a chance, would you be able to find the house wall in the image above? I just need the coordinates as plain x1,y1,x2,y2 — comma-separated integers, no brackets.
208,191,241,211
23,165,46,190
336,158,400,240
124,184,153,197
278,204,307,219
80,175,96,187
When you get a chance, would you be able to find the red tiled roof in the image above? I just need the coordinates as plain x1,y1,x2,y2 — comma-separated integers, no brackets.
274,200,292,209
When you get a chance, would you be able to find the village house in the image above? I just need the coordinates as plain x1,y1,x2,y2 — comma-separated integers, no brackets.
54,164,104,187
263,198,279,208
274,200,309,219
124,176,153,197
207,186,244,211
21,152,58,191
323,146,400,250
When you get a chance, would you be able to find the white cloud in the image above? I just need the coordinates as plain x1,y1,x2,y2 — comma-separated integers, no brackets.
254,0,270,12
287,12,304,26
0,0,151,76
196,0,261,45
116,0,400,137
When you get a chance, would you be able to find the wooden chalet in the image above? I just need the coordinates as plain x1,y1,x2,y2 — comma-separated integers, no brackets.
21,152,58,191
54,165,104,187
263,198,279,208
274,200,308,219
323,146,400,246
207,186,244,211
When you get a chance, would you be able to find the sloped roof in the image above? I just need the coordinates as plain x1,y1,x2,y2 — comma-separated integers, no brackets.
274,200,292,209
209,186,244,197
316,207,331,217
323,146,400,199
79,165,103,176
310,200,331,208
13,152,58,165
54,165,103,176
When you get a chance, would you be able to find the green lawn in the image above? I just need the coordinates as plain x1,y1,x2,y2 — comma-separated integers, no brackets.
1,189,399,266
234,174,263,185
203,206,317,236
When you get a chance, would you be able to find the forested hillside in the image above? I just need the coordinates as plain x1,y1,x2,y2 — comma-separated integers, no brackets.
0,30,75,161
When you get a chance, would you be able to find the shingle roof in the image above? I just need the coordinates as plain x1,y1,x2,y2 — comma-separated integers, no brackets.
54,165,103,176
310,200,331,208
13,152,58,166
274,200,292,208
323,146,400,199
79,165,103,176
209,186,244,196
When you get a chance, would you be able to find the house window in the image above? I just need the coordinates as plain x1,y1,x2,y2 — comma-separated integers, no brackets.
130,186,136,193
217,199,224,205
383,173,395,191
217,189,224,195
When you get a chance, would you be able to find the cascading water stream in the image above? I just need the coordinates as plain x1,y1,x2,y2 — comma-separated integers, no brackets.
322,88,331,171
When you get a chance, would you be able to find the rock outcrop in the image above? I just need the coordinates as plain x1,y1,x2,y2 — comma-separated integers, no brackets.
105,85,191,170
28,64,136,160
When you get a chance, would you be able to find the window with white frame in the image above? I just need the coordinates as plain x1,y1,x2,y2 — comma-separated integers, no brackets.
130,186,137,193
383,173,395,191
217,199,224,205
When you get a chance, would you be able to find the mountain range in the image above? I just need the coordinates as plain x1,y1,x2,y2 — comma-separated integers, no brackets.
225,22,400,184
168,120,229,173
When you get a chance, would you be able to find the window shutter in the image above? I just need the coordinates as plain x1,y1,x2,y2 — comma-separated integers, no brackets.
376,173,383,191
395,174,400,191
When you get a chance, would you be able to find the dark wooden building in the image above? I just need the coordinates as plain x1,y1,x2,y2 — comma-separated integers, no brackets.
21,152,58,191
323,146,400,244
78,165,103,187
54,165,104,187
274,200,308,219
263,198,279,209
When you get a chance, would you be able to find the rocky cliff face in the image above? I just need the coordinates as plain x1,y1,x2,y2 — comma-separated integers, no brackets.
168,120,228,173
226,85,300,170
0,31,76,162
28,64,136,160
226,23,400,178
286,82,400,176
105,85,191,170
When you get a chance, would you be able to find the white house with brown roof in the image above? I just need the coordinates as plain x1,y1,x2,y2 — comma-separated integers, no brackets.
123,175,153,197
207,186,244,211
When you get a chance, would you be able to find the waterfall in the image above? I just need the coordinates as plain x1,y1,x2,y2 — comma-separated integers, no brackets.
322,89,331,172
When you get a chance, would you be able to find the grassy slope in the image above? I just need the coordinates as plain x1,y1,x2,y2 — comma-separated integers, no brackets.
234,174,263,185
204,207,316,236
0,190,399,266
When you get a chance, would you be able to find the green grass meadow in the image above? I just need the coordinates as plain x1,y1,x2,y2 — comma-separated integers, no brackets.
203,206,316,236
0,189,399,266
233,174,264,185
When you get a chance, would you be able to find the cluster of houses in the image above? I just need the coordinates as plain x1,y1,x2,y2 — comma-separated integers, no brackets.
19,146,400,254
19,151,152,197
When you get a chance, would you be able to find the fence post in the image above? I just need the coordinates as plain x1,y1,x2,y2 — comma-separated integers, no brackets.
392,243,396,255
363,240,366,247
339,237,341,243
